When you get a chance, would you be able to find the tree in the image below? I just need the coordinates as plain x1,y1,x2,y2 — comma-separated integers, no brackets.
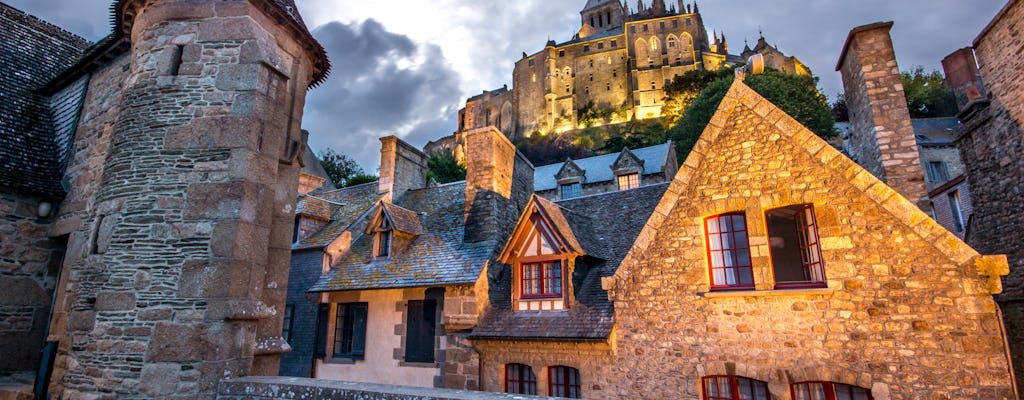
661,67,736,127
831,93,849,122
667,69,837,161
426,151,466,184
345,174,379,187
318,148,365,187
901,66,957,118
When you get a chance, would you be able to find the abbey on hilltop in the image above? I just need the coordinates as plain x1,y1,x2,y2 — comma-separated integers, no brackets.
430,0,809,152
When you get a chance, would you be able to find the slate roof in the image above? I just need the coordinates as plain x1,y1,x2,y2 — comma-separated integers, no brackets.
0,2,90,197
294,182,384,251
308,182,499,292
533,142,671,191
301,144,336,191
380,202,423,236
583,0,616,10
470,182,669,341
45,0,329,91
912,117,959,146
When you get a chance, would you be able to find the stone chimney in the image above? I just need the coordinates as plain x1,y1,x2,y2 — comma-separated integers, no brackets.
463,127,534,243
942,47,987,111
378,136,428,201
836,21,927,205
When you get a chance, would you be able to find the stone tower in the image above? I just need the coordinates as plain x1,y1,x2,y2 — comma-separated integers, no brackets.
45,0,328,398
837,22,927,205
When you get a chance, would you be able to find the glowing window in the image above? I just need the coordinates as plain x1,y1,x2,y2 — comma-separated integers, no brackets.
617,173,640,190
767,205,826,289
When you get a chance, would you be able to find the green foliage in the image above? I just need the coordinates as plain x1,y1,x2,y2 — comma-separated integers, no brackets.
318,148,365,187
667,69,837,162
901,66,957,118
661,67,736,128
426,151,466,184
345,174,379,187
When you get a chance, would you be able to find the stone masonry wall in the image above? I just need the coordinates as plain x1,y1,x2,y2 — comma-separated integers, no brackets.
603,81,1014,399
47,1,316,398
474,340,614,397
961,0,1024,388
0,192,64,372
838,23,927,205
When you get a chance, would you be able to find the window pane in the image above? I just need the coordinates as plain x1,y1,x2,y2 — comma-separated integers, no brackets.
712,251,724,268
707,219,721,234
710,235,723,251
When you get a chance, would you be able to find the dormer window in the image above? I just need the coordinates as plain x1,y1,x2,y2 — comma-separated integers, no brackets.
373,218,392,259
519,214,563,300
616,173,640,190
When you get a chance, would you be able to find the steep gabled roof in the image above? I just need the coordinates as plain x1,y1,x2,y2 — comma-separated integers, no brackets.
471,183,668,341
294,182,384,250
308,182,499,292
497,195,607,264
376,202,423,236
608,78,1007,294
0,2,90,197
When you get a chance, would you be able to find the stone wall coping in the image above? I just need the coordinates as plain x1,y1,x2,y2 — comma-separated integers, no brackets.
218,376,561,399
699,288,835,299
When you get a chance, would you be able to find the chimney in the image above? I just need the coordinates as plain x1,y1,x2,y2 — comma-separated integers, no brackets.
836,21,927,205
942,47,987,111
378,136,428,201
463,127,534,243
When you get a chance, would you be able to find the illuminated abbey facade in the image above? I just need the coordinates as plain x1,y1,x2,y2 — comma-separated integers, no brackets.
443,0,808,145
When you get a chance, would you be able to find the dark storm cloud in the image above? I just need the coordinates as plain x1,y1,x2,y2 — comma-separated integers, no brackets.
302,19,463,170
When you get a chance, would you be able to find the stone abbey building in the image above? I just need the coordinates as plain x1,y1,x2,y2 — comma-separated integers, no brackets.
444,0,809,144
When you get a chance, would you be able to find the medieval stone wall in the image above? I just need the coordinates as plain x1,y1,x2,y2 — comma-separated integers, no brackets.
959,0,1024,389
474,340,614,397
918,144,966,192
216,376,550,400
0,192,64,372
47,1,316,398
602,82,1014,399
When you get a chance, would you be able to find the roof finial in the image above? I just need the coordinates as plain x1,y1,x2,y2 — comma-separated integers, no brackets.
693,1,699,13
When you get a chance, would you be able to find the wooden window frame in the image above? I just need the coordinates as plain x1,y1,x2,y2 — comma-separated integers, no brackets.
549,366,581,398
616,173,640,191
704,213,755,291
560,182,582,200
372,218,392,260
701,375,771,400
505,363,537,395
333,302,368,360
790,381,873,400
282,304,295,342
517,216,565,300
769,205,827,290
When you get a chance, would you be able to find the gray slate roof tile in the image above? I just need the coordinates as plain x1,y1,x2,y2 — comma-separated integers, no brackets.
533,143,671,191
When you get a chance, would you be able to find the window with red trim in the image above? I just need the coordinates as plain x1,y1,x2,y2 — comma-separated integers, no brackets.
515,214,565,301
702,376,771,400
549,366,581,398
505,363,536,395
791,382,872,400
705,214,754,290
522,261,562,298
766,205,826,289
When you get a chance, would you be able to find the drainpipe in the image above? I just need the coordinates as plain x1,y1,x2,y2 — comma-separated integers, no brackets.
996,302,1020,398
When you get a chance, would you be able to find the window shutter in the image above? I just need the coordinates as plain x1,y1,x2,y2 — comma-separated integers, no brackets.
315,303,329,358
350,303,368,359
405,300,437,363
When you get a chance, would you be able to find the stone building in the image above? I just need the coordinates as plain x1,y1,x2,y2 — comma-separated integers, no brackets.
944,0,1024,390
532,141,678,201
451,0,808,142
0,0,329,398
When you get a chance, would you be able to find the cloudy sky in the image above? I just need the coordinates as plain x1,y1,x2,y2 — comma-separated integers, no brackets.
8,0,1006,171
